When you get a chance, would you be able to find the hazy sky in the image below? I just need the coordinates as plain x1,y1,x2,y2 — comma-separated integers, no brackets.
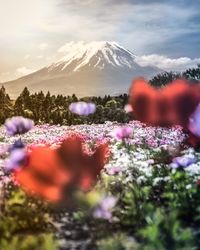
0,0,200,82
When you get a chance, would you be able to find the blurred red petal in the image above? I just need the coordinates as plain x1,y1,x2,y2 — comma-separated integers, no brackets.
58,137,109,190
129,78,200,128
129,78,157,123
14,169,61,202
28,147,71,185
13,136,109,202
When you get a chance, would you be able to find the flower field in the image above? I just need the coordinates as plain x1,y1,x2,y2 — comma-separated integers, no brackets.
1,79,200,249
0,120,188,185
1,120,200,249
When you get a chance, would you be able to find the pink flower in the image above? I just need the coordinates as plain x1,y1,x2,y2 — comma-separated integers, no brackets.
112,126,133,140
124,104,133,113
106,166,122,175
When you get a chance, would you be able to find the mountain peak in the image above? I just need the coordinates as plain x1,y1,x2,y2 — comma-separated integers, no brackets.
3,41,162,99
49,41,136,72
57,41,128,54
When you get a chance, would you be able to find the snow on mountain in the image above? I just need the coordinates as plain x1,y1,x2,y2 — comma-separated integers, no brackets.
3,41,163,99
50,41,137,72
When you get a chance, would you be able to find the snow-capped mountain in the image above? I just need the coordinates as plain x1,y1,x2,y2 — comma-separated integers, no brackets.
49,41,138,72
3,41,162,98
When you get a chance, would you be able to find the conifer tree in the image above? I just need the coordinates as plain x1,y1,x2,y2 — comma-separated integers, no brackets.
0,86,13,123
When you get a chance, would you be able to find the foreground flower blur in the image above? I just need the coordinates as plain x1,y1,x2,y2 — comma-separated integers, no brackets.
129,78,200,128
57,136,109,191
13,136,109,202
5,116,34,136
1,118,200,249
124,104,133,113
9,139,25,151
5,148,27,172
13,146,69,202
189,104,200,138
69,102,96,116
93,196,117,221
170,155,197,169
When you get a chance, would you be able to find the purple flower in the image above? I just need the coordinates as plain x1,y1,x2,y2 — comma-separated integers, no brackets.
9,139,25,152
69,102,96,116
5,148,27,172
106,166,122,175
188,104,200,137
93,196,117,221
112,126,133,140
170,155,197,169
5,116,34,136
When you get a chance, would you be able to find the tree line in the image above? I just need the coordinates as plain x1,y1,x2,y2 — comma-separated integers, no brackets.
0,65,200,125
150,64,200,87
0,86,130,125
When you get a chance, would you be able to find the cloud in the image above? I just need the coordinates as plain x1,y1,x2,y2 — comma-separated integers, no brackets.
45,0,200,57
1,68,36,82
0,72,11,82
135,54,200,71
0,0,55,41
39,43,48,50
37,55,44,59
16,67,36,76
24,54,31,60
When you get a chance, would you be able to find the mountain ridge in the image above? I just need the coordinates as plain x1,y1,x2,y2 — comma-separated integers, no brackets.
3,41,163,98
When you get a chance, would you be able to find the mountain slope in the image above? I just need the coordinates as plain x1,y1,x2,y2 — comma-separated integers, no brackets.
3,41,162,98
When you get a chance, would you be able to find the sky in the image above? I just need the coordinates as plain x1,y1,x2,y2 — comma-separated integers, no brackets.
0,0,200,82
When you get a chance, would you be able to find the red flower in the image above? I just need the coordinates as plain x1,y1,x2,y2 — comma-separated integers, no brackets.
14,147,71,202
129,78,200,147
13,136,109,202
57,136,109,191
129,78,200,127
